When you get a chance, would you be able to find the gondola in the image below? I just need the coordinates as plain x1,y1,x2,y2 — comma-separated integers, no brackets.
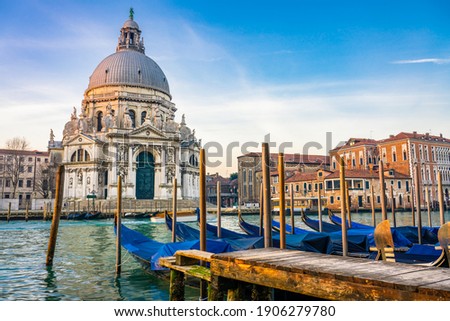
237,215,333,254
116,224,234,274
327,209,439,245
165,212,264,251
301,210,412,249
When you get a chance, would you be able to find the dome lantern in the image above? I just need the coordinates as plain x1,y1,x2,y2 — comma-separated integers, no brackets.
116,8,145,54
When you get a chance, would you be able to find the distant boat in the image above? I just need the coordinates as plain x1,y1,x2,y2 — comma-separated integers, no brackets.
124,211,156,219
67,211,102,220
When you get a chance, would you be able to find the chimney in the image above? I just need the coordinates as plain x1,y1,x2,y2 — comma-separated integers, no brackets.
389,134,394,138
440,133,443,138
425,132,430,139
413,131,417,138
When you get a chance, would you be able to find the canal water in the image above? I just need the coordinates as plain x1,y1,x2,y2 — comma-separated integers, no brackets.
1,211,449,301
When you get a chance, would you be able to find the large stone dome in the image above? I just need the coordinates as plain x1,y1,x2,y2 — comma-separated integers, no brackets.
87,50,171,96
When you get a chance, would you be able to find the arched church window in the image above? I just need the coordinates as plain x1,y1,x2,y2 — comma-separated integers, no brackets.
129,110,136,128
77,149,83,162
85,150,90,161
189,154,198,167
71,152,77,162
97,112,103,132
141,111,147,125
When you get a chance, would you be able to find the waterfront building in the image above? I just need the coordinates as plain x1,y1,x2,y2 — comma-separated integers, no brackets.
329,138,378,171
206,173,238,207
377,132,450,207
0,149,50,208
237,152,329,205
48,12,200,201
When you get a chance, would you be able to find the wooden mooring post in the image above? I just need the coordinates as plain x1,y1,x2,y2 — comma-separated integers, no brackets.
317,183,323,232
115,175,122,277
7,202,11,222
259,183,263,236
379,160,387,221
25,202,29,222
370,184,376,227
345,181,351,228
262,143,272,248
46,165,64,267
171,177,177,243
199,148,207,300
217,180,221,238
339,157,348,256
414,163,423,244
290,183,295,234
278,153,286,249
390,185,396,228
438,171,446,225
426,186,432,226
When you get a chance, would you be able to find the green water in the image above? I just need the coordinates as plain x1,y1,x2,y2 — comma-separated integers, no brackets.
1,211,448,301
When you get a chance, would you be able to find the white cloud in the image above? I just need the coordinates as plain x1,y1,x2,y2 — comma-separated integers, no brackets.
392,58,450,65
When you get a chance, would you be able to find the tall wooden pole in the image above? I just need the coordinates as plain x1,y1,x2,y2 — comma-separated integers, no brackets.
438,171,445,225
262,143,272,248
411,185,416,226
339,157,348,256
46,165,64,267
379,160,387,221
317,183,323,233
7,202,11,222
425,186,432,227
390,185,396,228
370,184,376,227
199,148,207,300
199,149,207,252
171,177,177,243
115,175,122,276
259,182,264,236
25,201,29,222
278,153,286,249
290,183,295,234
345,181,351,228
414,164,423,244
217,181,222,238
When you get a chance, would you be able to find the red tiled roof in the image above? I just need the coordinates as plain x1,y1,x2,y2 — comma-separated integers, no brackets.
286,171,319,183
378,132,450,144
0,149,49,156
329,138,378,152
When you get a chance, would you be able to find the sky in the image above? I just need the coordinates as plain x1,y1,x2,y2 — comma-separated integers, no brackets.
0,0,449,175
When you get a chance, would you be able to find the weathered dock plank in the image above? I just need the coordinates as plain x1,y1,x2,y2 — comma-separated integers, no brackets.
210,248,450,300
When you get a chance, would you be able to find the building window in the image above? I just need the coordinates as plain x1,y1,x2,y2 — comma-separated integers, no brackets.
37,158,41,162
296,184,300,192
26,180,32,188
326,181,332,190
398,181,402,189
403,150,407,161
5,179,10,187
330,196,334,204
406,181,410,192
28,157,33,162
248,169,253,183
97,111,103,131
45,158,48,163
129,110,136,128
243,169,246,183
28,166,32,173
18,180,23,188
365,181,370,189
141,111,147,125
5,194,9,199
19,166,24,173
377,195,381,203
392,152,397,162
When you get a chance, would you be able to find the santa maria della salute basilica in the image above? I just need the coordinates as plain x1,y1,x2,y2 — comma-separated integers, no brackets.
49,11,200,201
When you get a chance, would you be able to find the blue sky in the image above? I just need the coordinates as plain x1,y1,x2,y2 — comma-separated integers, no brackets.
1,0,449,174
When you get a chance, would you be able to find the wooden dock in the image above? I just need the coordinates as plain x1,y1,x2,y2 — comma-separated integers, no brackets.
160,248,450,301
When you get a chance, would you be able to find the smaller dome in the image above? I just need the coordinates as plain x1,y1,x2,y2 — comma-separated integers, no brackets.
123,19,139,29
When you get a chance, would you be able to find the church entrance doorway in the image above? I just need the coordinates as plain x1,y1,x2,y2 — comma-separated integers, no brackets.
136,152,155,199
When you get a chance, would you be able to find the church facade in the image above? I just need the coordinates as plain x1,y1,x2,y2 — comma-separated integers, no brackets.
49,12,200,200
